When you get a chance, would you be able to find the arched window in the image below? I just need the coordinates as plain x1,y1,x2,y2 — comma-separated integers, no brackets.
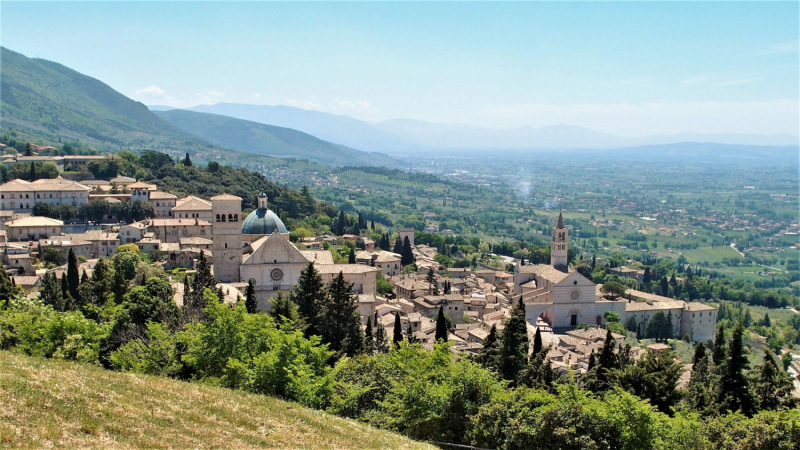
216,214,220,222
225,243,228,249
221,215,226,222
10,202,15,209
234,214,238,222
228,214,232,221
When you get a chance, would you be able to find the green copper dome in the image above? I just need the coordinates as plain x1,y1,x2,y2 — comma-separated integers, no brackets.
241,207,288,235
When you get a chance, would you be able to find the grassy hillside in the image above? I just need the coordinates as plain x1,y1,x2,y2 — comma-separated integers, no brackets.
0,47,216,154
155,109,402,168
0,351,433,449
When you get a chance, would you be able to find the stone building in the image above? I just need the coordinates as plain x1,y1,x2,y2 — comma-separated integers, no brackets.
210,193,243,283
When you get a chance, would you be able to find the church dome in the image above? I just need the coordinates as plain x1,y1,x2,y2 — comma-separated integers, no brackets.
241,206,288,236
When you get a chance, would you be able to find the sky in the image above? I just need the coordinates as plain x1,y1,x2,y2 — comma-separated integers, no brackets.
1,1,798,137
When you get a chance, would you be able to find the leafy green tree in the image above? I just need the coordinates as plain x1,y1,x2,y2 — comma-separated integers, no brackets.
601,280,626,298
499,299,528,383
611,348,683,415
645,311,670,342
290,262,326,338
320,272,364,358
268,292,300,328
435,307,448,342
244,279,257,314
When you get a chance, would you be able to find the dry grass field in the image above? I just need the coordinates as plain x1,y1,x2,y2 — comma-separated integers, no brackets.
0,351,434,449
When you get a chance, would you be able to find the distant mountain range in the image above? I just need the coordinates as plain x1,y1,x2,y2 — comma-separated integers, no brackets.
0,47,400,168
167,102,798,152
154,109,400,168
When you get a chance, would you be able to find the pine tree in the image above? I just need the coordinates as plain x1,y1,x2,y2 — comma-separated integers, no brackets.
712,326,726,366
91,258,111,305
435,307,448,342
80,269,89,285
364,316,375,354
499,299,529,383
743,308,753,327
761,313,771,327
392,312,403,348
320,272,364,358
374,323,390,353
716,321,755,416
67,249,80,301
290,261,326,338
401,237,415,266
518,343,556,392
533,327,543,355
244,278,257,314
753,348,796,411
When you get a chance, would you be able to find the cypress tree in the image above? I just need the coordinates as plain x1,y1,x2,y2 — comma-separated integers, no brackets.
533,327,543,355
61,273,73,310
183,152,193,167
401,237,415,266
364,316,375,354
598,328,616,369
29,162,36,181
392,312,403,348
374,323,390,353
499,298,529,383
426,267,438,295
67,249,80,300
393,237,403,255
476,324,500,371
81,269,89,285
406,321,418,344
435,307,448,342
290,261,326,338
40,272,64,312
244,278,257,314
716,321,755,416
348,248,356,264
712,326,726,366
269,292,300,327
686,342,711,413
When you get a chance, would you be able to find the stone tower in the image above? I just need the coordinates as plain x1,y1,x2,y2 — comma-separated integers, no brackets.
211,193,243,283
398,227,415,247
551,212,568,270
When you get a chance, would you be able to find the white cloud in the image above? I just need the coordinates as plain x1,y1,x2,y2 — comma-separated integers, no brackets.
135,85,166,97
131,85,184,107
252,93,262,99
479,99,799,136
207,90,225,97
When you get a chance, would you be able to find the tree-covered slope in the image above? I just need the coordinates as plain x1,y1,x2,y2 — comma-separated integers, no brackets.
0,352,433,449
155,109,402,168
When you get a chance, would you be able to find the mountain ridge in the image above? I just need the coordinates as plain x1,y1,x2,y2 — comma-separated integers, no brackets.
172,102,799,152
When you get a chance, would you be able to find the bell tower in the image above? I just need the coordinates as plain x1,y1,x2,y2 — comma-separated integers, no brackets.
211,193,243,283
551,212,568,271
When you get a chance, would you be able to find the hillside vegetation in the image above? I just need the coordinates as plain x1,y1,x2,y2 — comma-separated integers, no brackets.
0,351,433,450
155,109,401,168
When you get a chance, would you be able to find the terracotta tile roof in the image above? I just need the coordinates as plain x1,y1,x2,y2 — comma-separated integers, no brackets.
7,216,63,227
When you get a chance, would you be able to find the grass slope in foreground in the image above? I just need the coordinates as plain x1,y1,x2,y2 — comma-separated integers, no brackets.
0,352,433,449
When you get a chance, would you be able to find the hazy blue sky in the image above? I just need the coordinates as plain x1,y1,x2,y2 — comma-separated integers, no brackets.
2,1,798,136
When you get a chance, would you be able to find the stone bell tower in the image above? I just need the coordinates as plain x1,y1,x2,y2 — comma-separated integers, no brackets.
551,212,568,271
211,193,243,283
